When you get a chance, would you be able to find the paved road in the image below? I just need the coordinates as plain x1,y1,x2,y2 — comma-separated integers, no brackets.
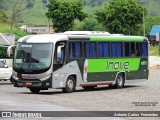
0,67,160,120
0,91,123,120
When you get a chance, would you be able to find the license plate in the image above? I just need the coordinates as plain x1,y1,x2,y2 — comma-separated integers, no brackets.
26,82,32,86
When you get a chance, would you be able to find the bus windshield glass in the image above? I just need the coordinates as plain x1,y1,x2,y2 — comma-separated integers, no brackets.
13,43,53,74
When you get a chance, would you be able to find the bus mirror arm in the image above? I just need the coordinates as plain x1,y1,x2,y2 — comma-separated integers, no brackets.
7,45,16,57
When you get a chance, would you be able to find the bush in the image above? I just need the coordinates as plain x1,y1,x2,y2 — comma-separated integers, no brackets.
0,47,8,58
4,28,28,43
0,25,28,58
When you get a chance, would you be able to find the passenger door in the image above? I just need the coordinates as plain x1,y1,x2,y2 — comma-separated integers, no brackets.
53,41,67,71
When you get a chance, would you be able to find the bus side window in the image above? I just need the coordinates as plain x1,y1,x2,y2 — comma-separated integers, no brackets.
84,42,96,58
141,42,148,56
124,42,135,57
136,43,141,56
111,42,122,57
136,42,148,57
97,42,109,57
84,42,90,57
90,42,96,57
69,42,82,59
69,42,74,58
104,42,110,57
97,42,104,57
124,43,129,56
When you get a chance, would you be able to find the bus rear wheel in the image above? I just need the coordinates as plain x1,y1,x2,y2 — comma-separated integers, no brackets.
62,76,75,93
29,88,40,94
115,73,125,88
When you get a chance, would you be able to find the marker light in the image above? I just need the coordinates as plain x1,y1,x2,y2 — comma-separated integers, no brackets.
12,75,20,80
40,74,51,81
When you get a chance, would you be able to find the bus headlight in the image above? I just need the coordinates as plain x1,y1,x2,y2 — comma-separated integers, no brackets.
12,75,20,80
40,74,51,81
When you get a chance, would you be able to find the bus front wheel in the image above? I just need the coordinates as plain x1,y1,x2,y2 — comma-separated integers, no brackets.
10,76,13,84
62,76,75,93
115,73,125,88
29,88,40,94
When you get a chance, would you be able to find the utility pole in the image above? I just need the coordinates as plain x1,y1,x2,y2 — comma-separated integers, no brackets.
143,7,145,37
47,0,50,34
48,18,50,34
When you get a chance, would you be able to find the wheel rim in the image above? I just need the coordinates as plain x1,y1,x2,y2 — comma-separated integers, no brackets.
67,79,74,90
117,76,123,86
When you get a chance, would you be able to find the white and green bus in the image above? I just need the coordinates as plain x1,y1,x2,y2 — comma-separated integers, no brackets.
8,31,149,93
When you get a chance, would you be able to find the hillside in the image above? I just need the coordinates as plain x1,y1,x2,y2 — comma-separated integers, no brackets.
0,0,48,25
0,0,160,25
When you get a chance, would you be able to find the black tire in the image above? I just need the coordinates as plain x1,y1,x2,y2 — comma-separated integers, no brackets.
108,84,114,88
29,88,40,94
62,76,75,93
10,76,13,84
115,73,125,88
82,86,95,90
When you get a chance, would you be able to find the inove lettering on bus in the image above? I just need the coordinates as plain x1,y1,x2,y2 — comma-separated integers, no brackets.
106,61,129,70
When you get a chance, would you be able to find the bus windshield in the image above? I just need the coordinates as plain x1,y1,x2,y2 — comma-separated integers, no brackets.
13,43,53,74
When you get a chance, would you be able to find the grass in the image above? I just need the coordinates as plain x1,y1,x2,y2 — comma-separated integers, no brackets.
0,23,11,32
149,46,160,56
22,0,48,25
0,23,28,42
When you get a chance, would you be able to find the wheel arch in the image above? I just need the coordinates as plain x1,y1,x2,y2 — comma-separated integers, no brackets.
63,74,77,93
65,74,77,86
114,71,126,84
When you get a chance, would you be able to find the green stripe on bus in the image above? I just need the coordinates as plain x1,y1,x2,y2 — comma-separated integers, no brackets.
88,58,140,72
90,36,144,42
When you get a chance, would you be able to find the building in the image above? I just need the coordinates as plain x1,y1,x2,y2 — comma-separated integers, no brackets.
19,25,54,34
0,33,15,46
149,25,160,46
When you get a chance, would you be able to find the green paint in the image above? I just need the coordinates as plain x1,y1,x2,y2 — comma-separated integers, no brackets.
88,58,140,72
90,36,145,42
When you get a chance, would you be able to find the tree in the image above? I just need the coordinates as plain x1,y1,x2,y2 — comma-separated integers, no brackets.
46,0,87,32
72,17,106,31
95,0,147,35
10,1,25,29
0,9,8,23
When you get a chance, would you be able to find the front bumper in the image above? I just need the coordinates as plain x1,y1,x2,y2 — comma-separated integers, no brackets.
12,77,52,89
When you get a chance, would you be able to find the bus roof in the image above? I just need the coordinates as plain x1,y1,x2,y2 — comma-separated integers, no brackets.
64,31,110,36
17,34,68,43
17,32,148,43
90,36,147,42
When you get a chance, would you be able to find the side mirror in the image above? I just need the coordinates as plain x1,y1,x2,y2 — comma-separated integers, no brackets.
7,45,16,57
57,46,62,59
57,45,64,63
